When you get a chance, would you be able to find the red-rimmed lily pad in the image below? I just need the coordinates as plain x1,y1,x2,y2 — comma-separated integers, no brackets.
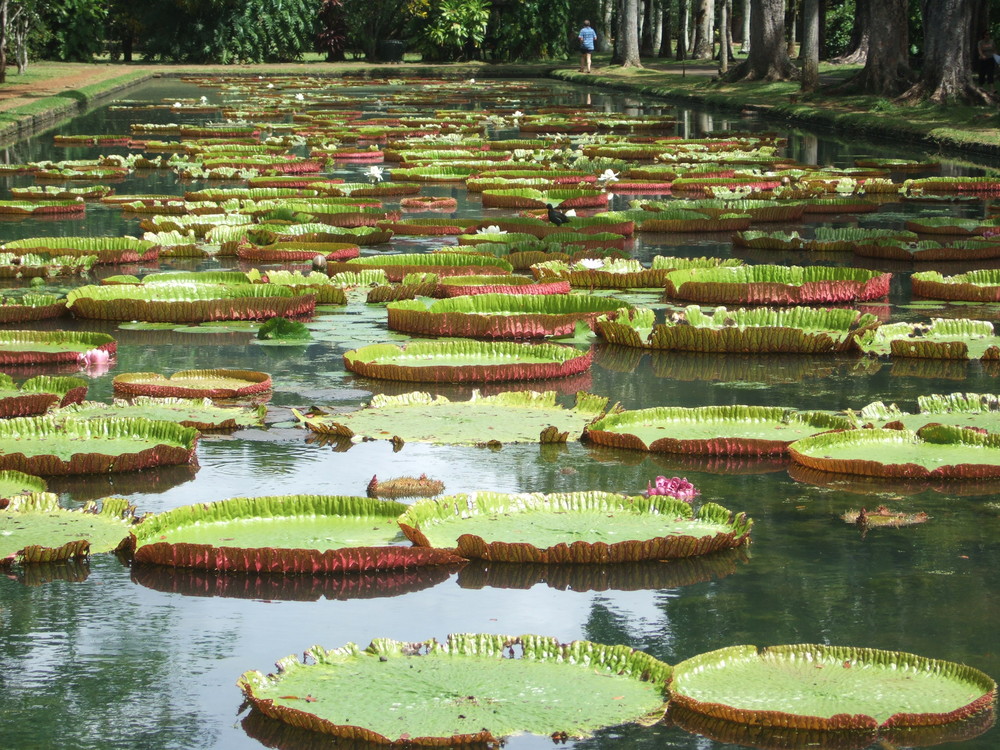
113,369,272,399
54,396,266,431
295,390,609,446
3,236,158,264
789,424,1000,478
0,293,68,323
344,340,592,383
0,493,136,564
855,319,1000,360
237,633,671,745
849,392,1000,434
0,330,116,367
911,269,1000,302
328,253,513,282
664,265,891,305
436,274,570,297
129,495,462,572
398,491,751,563
585,405,852,455
597,305,878,353
0,470,47,508
387,293,628,339
66,283,315,322
0,416,198,475
0,374,88,417
667,643,996,732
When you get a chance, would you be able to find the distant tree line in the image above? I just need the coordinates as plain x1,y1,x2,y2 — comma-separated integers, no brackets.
1,0,999,103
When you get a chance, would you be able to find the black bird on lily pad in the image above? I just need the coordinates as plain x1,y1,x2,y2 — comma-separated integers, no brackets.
546,203,575,226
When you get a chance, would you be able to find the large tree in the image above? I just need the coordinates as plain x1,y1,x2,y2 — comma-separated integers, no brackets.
723,0,797,80
620,0,643,66
692,0,714,59
800,0,818,91
832,0,868,63
902,0,989,103
830,0,910,95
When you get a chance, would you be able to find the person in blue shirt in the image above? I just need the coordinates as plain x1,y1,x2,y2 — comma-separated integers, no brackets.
578,20,597,73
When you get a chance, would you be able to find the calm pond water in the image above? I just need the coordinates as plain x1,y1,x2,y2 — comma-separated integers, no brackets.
1,76,999,750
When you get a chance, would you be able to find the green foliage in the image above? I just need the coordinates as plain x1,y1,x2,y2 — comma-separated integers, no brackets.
487,0,571,62
823,0,855,58
39,0,106,62
138,0,316,63
411,0,491,61
257,317,311,341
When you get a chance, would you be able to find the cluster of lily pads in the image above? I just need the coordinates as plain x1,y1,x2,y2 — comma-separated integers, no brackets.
2,73,997,748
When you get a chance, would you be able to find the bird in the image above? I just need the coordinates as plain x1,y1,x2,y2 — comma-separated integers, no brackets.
546,203,570,226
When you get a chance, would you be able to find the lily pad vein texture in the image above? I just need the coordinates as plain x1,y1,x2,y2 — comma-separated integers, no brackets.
668,643,996,730
398,491,752,563
237,633,671,744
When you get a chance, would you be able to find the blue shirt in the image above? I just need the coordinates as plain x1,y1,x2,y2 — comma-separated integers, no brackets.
579,27,597,51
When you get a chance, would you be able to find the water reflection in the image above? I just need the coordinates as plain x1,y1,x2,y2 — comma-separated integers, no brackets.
131,563,459,601
457,550,749,592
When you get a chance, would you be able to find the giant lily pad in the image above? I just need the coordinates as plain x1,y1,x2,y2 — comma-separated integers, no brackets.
912,269,1000,302
113,369,271,399
0,293,68,322
0,375,87,418
0,493,136,563
237,633,670,745
130,495,462,572
667,644,995,731
848,393,1000,434
387,293,627,339
295,391,609,446
66,283,315,322
855,318,1000,360
54,397,266,431
3,236,156,264
398,491,751,563
0,470,46,508
0,330,116,367
329,253,512,282
0,416,197,475
585,405,852,455
664,266,891,305
344,340,592,383
789,424,1000,479
597,305,877,353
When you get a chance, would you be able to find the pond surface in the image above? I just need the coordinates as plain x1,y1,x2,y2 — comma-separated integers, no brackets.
1,76,999,750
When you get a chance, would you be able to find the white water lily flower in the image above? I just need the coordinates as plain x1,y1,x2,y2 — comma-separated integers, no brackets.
199,96,208,104
267,83,274,89
295,93,305,101
366,165,385,182
512,110,524,118
172,102,182,108
476,225,507,235
578,258,604,270
598,169,620,183
467,78,476,84
564,209,577,217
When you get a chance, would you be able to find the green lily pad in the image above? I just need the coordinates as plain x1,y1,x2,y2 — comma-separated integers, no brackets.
849,393,1000,434
131,494,462,572
0,493,136,563
398,491,751,563
668,643,996,730
586,405,852,455
598,305,877,353
664,265,891,305
295,390,609,446
0,416,198,475
789,424,1000,479
113,369,272,399
912,269,1000,302
0,470,46,505
855,318,1000,360
237,633,670,744
0,330,115,367
344,339,592,383
53,397,266,431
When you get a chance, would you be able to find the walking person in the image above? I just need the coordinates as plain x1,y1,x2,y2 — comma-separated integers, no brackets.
578,20,597,74
977,30,996,88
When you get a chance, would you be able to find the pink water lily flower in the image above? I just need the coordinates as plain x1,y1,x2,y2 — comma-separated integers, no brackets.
77,348,113,375
645,475,700,502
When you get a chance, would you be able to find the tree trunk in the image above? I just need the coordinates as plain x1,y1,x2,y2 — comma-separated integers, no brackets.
831,0,910,95
612,0,624,64
719,0,729,72
651,0,663,54
693,0,714,59
621,0,644,66
741,0,750,52
787,0,797,57
800,0,818,90
677,0,689,59
833,0,869,63
659,0,673,57
723,0,798,80
641,0,655,54
601,0,614,50
0,0,7,85
901,0,990,103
